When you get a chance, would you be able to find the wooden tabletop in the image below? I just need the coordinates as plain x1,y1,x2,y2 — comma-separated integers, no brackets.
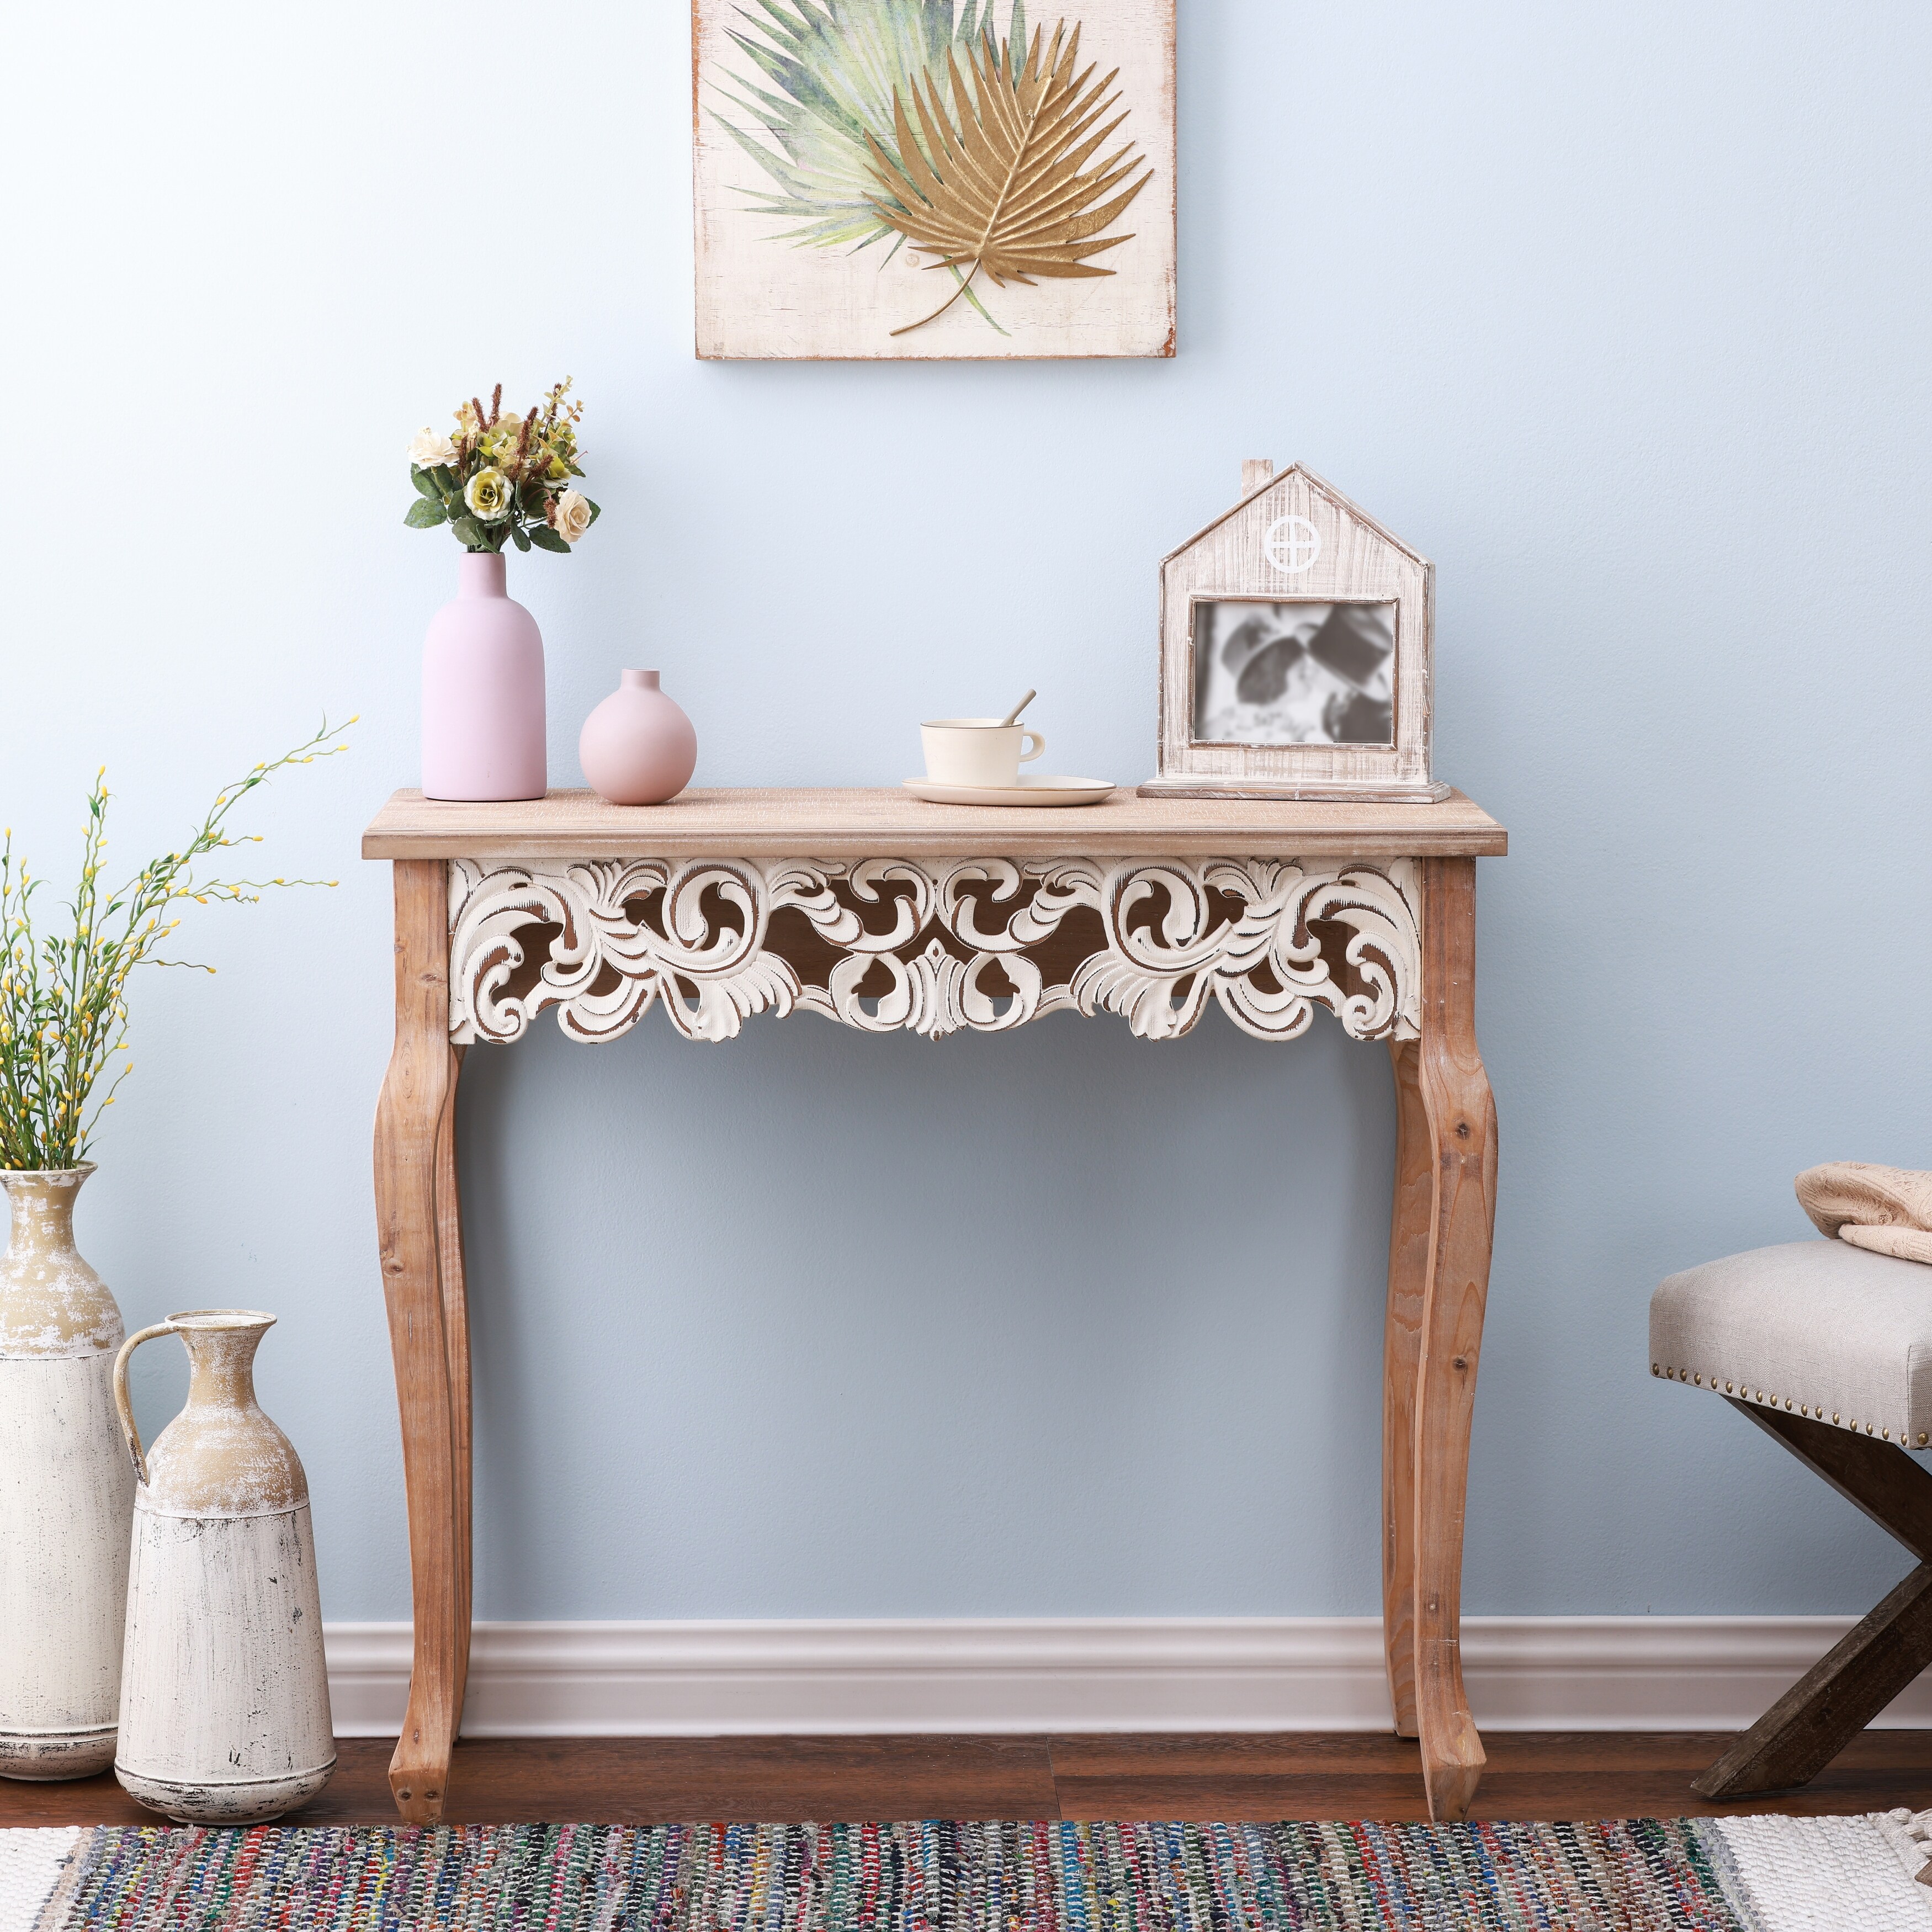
362,788,1507,862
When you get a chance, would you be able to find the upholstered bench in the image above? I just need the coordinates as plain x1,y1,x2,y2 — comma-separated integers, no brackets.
1652,1239,1932,1797
1654,1241,1932,1449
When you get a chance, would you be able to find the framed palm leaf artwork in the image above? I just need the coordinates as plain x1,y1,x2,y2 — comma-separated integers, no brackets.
694,1,1176,360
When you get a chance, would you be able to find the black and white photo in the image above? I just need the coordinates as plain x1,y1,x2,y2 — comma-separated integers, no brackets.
1144,464,1443,801
1191,599,1397,747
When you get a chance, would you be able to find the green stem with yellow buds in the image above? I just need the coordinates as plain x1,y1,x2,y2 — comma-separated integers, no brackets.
0,719,352,1170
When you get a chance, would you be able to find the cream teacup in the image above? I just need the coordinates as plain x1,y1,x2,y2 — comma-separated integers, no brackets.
921,719,1047,788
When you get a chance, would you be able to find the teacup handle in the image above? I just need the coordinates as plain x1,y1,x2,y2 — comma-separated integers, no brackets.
113,1321,180,1485
1019,730,1046,766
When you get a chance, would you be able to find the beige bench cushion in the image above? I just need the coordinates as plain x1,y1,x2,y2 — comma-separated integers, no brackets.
1650,1240,1932,1447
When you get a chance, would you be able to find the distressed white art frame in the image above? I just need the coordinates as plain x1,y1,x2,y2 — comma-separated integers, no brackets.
693,0,1177,362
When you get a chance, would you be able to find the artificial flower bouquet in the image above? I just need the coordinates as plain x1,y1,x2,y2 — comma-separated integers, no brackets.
405,380,599,555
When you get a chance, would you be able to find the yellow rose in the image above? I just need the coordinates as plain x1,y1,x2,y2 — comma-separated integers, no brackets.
464,468,513,523
553,489,593,544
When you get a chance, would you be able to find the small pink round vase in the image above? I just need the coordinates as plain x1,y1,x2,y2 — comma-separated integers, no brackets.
578,670,698,806
421,553,548,802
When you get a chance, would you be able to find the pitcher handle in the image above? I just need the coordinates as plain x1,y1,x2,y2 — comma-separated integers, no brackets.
113,1322,179,1486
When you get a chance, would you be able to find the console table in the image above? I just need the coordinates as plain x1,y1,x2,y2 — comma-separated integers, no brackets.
362,787,1506,1824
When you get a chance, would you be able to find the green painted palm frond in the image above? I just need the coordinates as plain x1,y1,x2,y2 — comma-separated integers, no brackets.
713,0,1028,251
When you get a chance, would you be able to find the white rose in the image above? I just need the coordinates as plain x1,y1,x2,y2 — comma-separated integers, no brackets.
554,489,593,544
409,427,458,470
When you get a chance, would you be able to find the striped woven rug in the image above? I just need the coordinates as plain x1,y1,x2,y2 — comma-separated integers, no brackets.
4,1817,1931,1931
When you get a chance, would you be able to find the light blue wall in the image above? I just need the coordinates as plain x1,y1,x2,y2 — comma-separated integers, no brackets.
4,1,1928,1624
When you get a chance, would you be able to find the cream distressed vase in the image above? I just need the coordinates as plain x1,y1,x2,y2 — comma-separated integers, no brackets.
112,1309,335,1822
0,1165,135,1780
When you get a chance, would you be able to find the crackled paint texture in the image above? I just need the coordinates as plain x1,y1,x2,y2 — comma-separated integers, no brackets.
121,1315,309,1519
115,1314,334,1822
0,1169,134,1777
0,1169,121,1358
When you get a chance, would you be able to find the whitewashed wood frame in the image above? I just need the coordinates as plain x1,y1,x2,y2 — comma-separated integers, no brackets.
692,1,1177,361
1142,464,1449,803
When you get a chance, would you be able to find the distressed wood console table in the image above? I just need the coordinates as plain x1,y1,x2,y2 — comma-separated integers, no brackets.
363,787,1506,1824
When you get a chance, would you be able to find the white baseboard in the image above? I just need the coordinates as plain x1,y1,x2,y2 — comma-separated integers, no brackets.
320,1616,1932,1738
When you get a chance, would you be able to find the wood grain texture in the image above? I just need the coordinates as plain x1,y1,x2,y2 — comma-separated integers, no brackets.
1047,1731,1932,1823
692,0,1176,361
373,860,463,1825
1694,1565,1932,1800
1409,858,1498,1821
362,788,1507,862
1692,1402,1932,1798
1151,466,1438,799
1381,1038,1432,1740
12,1732,1932,1827
437,1044,471,1735
1733,1401,1932,1562
365,805,1504,1825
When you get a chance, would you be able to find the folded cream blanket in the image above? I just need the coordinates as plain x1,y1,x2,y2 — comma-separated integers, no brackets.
1797,1162,1932,1265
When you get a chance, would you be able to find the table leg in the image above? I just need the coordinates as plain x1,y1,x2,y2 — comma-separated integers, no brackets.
1382,1037,1432,1739
1409,857,1498,1821
438,1042,471,1733
373,859,465,1824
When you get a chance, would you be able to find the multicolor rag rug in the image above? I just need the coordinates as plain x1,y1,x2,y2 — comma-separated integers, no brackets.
4,1817,1931,1931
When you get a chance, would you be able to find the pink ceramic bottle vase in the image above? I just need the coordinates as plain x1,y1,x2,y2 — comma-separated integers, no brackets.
421,553,547,802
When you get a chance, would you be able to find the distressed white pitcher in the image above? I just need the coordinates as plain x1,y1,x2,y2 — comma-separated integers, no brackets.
0,1166,136,1780
112,1309,335,1821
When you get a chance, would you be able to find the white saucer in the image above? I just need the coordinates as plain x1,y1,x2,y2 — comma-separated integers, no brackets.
904,775,1117,808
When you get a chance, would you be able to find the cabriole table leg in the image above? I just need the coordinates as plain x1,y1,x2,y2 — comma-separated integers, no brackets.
1382,1036,1432,1739
1409,857,1498,1822
437,1041,471,1736
374,859,465,1824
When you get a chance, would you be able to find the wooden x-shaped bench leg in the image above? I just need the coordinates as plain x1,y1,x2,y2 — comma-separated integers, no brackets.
1695,1398,1932,1799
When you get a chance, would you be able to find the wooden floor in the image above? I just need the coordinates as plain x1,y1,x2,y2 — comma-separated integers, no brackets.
7,1733,1932,1825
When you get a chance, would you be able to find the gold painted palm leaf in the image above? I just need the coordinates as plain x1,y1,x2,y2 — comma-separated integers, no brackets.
863,20,1151,335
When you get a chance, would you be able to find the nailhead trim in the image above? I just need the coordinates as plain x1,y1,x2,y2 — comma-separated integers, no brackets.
1656,1365,1915,1445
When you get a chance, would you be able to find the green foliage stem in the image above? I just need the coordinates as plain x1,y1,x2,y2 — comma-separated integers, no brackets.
0,720,352,1171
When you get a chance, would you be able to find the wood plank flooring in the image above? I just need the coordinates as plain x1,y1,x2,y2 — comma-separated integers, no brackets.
6,1732,1931,1825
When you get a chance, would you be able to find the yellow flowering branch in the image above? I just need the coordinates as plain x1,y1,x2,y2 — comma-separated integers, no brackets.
0,719,353,1171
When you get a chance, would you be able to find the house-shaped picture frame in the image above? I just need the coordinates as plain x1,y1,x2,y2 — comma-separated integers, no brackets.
1139,461,1451,802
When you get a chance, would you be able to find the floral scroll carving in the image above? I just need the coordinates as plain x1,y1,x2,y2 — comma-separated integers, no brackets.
447,856,1421,1047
